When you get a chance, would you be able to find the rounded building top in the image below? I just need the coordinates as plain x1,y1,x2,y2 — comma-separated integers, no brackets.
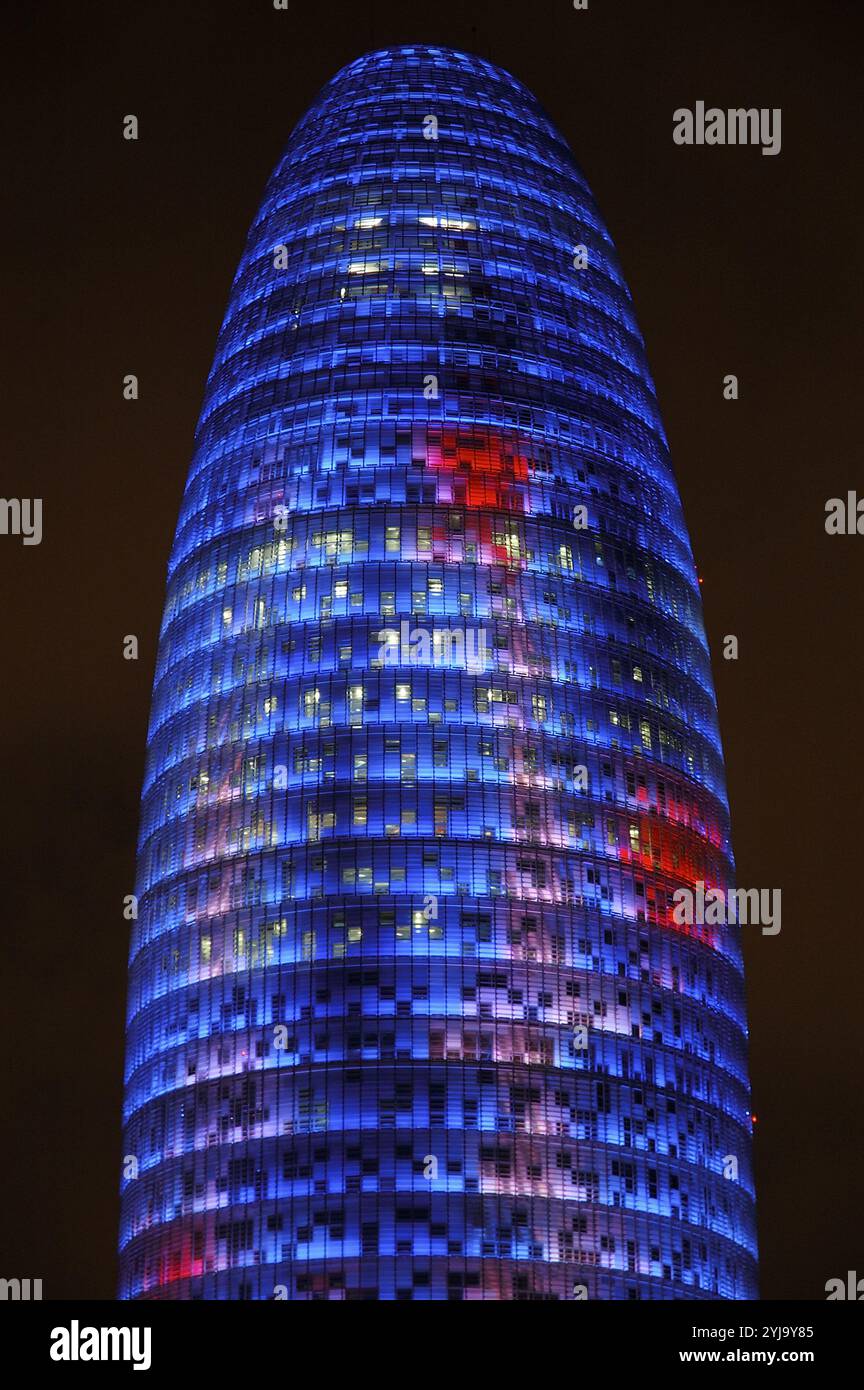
326,43,533,91
290,42,564,151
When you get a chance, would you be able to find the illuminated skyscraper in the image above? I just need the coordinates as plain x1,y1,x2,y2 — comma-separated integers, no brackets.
119,45,758,1300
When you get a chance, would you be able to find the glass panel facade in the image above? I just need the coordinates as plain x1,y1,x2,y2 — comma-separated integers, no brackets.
119,44,757,1300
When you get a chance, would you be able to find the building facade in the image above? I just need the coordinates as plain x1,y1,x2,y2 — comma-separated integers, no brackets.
119,45,758,1299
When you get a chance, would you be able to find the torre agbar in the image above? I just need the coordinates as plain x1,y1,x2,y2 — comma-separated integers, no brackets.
119,45,758,1300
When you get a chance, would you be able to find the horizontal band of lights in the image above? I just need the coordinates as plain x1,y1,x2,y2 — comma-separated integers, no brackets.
119,44,757,1300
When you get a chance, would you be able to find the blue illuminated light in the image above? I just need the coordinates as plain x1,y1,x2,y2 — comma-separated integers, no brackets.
119,45,758,1300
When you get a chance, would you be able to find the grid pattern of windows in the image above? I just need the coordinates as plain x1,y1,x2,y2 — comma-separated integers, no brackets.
118,45,757,1300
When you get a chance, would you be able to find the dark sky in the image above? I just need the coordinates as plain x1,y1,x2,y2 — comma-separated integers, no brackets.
2,0,861,1300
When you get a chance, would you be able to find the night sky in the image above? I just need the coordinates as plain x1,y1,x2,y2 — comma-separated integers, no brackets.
3,0,861,1300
